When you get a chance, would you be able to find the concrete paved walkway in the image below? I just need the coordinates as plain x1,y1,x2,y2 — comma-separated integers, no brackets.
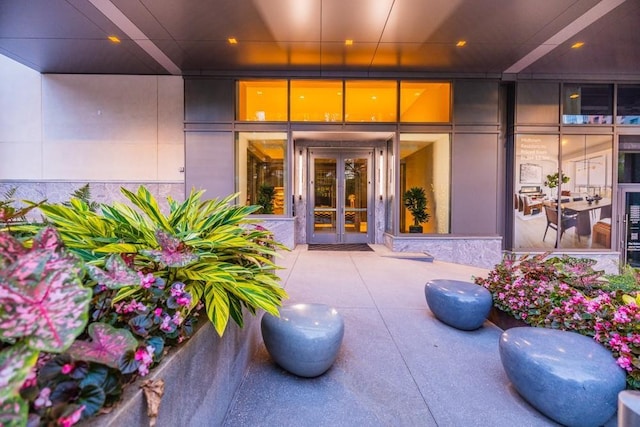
222,245,562,426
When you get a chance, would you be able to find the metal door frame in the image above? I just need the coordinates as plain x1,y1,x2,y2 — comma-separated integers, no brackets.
617,185,640,267
307,148,374,244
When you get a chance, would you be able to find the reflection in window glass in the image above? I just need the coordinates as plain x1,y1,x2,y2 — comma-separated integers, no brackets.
399,134,450,234
345,80,397,122
237,80,288,121
513,134,613,250
237,132,287,214
562,84,613,125
290,80,343,122
617,85,640,125
400,82,451,122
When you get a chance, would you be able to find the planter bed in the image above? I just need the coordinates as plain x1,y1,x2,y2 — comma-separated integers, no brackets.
82,312,261,426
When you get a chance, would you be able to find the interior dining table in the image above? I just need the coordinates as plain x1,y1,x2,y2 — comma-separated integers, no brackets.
544,198,612,237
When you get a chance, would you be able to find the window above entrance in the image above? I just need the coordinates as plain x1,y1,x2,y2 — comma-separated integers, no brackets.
236,79,452,124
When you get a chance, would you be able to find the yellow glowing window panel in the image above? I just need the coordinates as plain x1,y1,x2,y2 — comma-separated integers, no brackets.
400,82,451,123
238,80,288,121
345,80,397,122
290,80,343,122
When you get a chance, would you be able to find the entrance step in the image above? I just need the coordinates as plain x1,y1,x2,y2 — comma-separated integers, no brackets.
380,251,435,262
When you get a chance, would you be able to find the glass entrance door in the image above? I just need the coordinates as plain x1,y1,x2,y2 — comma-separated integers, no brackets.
309,150,372,244
620,188,640,267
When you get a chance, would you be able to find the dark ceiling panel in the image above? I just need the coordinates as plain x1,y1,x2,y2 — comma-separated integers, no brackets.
523,0,640,76
0,0,637,78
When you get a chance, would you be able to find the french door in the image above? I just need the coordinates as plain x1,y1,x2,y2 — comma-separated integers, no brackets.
308,149,373,244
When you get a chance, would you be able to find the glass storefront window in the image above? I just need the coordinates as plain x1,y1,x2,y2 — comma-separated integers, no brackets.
345,80,397,122
513,134,613,250
617,84,640,125
400,82,451,123
237,80,288,121
237,132,287,214
558,135,613,249
399,134,450,234
562,84,613,125
514,135,559,250
290,80,343,122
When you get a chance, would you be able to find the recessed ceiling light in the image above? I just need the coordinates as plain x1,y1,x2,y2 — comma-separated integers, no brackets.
108,35,121,44
228,37,238,44
337,92,342,96
571,42,584,49
569,93,580,99
371,96,377,100
299,95,305,99
256,91,263,95
345,39,353,46
456,40,466,47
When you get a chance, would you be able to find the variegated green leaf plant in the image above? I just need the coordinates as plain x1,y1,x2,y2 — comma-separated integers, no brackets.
26,186,288,337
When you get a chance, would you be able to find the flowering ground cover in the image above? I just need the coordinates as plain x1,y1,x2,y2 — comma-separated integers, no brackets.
475,253,640,389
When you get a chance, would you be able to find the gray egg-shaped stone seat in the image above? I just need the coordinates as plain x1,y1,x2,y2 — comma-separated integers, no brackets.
499,327,626,427
261,303,344,378
424,279,493,330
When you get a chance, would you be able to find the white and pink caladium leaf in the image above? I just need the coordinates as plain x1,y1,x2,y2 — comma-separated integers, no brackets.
140,229,198,268
0,396,28,427
0,232,27,269
0,342,38,402
86,254,140,289
67,322,138,369
0,227,91,353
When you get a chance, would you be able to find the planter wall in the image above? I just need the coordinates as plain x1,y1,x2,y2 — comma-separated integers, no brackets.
488,307,529,330
83,311,261,426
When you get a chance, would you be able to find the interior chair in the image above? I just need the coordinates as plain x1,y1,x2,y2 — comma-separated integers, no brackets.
543,206,579,244
523,196,542,215
599,204,612,220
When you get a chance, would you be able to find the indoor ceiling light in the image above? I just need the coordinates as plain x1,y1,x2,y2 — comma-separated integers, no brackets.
456,40,466,47
228,37,238,44
345,39,353,46
569,93,580,99
107,35,121,43
571,42,584,49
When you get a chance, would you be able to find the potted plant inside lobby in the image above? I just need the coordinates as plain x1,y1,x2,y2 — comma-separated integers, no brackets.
544,171,570,200
403,187,430,233
257,184,275,214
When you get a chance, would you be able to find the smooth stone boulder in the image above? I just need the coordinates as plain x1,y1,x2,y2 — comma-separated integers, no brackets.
261,303,344,378
500,327,626,427
424,279,492,330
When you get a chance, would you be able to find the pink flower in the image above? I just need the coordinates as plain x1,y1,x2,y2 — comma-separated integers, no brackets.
57,405,85,427
20,368,37,389
154,308,163,317
61,363,74,375
171,282,186,297
617,355,633,372
138,272,156,289
135,346,155,376
160,314,173,332
123,299,146,314
176,293,192,307
34,387,52,409
172,311,184,326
